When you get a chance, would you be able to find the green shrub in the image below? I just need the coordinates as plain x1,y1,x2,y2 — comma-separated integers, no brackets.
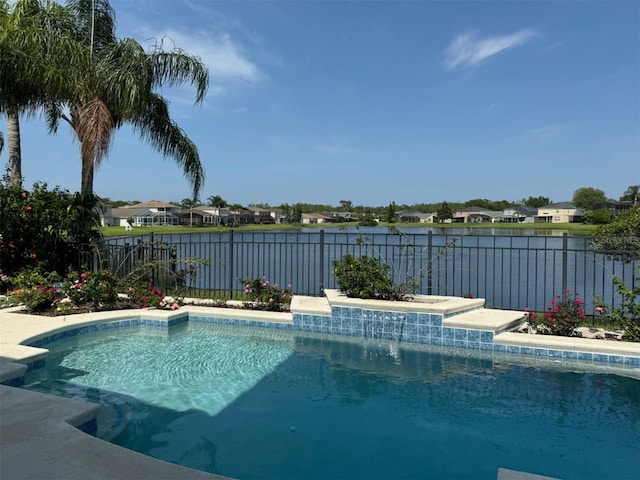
240,276,292,311
127,282,167,308
332,254,403,300
595,267,640,342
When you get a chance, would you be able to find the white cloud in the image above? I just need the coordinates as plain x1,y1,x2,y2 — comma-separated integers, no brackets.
150,30,260,84
445,29,537,69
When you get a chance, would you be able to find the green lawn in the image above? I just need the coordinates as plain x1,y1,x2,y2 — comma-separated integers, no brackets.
100,221,597,237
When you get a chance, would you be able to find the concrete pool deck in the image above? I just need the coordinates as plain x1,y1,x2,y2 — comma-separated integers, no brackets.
1,294,639,480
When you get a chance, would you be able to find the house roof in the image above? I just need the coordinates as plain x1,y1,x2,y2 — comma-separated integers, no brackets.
540,201,576,209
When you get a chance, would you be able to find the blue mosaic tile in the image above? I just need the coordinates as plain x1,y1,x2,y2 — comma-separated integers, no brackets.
494,344,506,352
609,355,624,364
405,313,417,325
577,352,593,362
521,347,534,356
443,327,454,341
534,348,548,357
417,313,429,326
467,341,480,350
429,336,442,346
431,315,443,326
548,349,562,358
506,345,520,354
418,325,430,337
624,356,640,366
480,342,493,351
403,332,418,343
454,329,467,341
405,323,418,337
468,330,480,342
454,340,467,349
592,354,608,363
562,351,577,360
443,336,454,347
480,331,493,343
430,326,442,339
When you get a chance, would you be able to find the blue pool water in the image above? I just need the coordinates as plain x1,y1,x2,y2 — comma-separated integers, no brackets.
26,323,640,480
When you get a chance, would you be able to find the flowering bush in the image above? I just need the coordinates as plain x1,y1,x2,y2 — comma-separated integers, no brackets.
64,271,119,309
126,282,179,310
527,290,586,337
10,269,62,312
241,276,292,311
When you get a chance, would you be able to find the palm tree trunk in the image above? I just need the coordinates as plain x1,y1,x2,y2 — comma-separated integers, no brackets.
7,109,22,187
81,156,94,198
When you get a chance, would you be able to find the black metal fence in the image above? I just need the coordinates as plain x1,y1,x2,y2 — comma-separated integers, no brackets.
98,230,639,315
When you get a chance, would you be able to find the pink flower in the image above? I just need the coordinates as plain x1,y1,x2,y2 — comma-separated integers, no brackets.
76,283,83,289
80,273,87,280
595,307,604,314
575,299,582,305
128,287,134,292
524,307,530,312
530,314,537,320
1,274,8,282
565,288,571,293
269,298,274,303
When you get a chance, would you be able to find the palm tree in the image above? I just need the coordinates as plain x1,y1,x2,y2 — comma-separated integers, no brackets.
45,0,209,198
0,0,85,186
207,195,228,208
621,185,639,205
181,197,199,227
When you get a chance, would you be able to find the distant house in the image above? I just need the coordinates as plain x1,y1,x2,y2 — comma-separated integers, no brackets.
451,207,482,223
467,210,504,223
247,206,276,224
592,201,634,216
396,210,436,223
536,202,584,223
111,200,181,227
502,205,537,223
302,212,333,224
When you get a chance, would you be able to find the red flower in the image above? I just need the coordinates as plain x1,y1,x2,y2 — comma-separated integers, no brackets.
530,314,537,320
29,253,36,259
25,205,32,211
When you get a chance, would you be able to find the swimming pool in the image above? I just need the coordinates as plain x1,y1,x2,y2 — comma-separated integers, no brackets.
25,322,640,480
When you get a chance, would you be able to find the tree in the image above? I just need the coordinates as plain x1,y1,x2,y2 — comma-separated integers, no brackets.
620,185,639,204
572,187,607,210
339,200,352,212
181,197,199,227
0,0,84,186
522,196,551,208
45,0,209,198
592,206,640,261
207,195,227,208
436,202,453,223
385,201,397,223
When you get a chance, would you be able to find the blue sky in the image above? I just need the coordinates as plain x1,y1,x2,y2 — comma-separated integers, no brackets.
8,0,640,206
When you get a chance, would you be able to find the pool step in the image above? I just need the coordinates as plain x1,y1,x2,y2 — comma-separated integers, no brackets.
444,308,526,334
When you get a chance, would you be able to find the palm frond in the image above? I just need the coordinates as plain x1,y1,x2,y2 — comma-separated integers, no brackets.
76,96,115,171
131,93,204,198
147,45,209,104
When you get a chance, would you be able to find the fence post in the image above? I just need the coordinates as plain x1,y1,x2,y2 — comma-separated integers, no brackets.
150,232,155,286
427,231,433,295
228,230,234,299
319,229,325,293
562,232,568,295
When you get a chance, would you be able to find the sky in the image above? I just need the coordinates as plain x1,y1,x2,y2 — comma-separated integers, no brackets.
7,0,640,207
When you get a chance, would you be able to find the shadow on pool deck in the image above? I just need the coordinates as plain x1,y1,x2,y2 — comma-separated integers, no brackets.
0,385,231,480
